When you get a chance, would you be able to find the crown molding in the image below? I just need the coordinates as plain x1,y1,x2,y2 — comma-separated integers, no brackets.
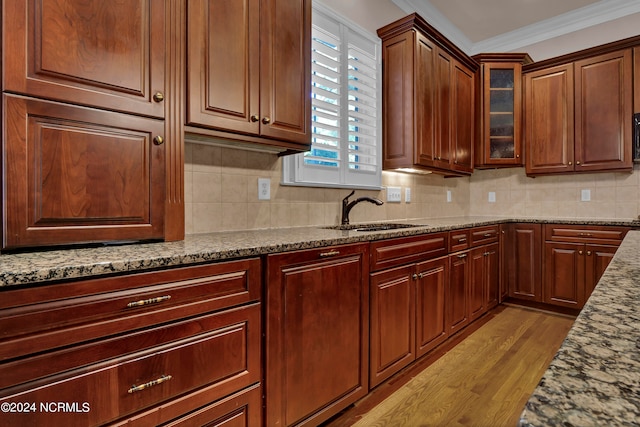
391,0,640,56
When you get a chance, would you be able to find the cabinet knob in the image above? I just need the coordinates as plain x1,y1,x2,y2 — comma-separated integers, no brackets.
568,161,573,165
516,154,520,158
262,117,271,125
251,115,260,122
579,250,584,255
576,161,581,165
587,250,592,256
152,92,164,102
153,136,164,145
412,273,418,280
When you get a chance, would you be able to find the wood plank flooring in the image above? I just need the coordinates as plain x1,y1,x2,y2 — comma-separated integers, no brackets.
323,304,575,427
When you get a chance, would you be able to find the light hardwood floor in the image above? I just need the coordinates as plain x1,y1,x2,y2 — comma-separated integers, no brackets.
323,305,575,427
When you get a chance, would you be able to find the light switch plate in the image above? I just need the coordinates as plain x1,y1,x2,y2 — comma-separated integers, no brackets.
581,189,591,202
387,186,401,203
446,190,452,203
405,187,411,203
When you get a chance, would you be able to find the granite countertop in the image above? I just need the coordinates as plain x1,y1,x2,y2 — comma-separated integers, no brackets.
0,216,638,288
519,230,640,427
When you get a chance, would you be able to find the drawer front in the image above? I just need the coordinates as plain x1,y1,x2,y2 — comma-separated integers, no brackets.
370,233,448,272
0,304,260,427
0,258,261,362
544,224,629,245
470,225,500,247
449,229,470,252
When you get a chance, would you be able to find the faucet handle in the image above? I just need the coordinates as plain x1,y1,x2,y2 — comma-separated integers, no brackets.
343,190,355,203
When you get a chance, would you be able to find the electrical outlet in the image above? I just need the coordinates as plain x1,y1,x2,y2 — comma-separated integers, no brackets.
446,190,452,203
405,187,411,203
581,189,591,202
258,178,271,200
488,191,496,203
387,187,401,203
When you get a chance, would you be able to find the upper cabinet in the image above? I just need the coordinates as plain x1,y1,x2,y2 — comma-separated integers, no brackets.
3,1,166,119
2,0,167,250
473,53,532,168
524,44,634,175
187,0,311,152
377,14,477,176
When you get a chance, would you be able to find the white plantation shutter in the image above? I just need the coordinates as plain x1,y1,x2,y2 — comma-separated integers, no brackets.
283,2,381,189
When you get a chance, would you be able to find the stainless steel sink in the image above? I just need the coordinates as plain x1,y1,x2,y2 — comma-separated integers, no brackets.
322,223,425,232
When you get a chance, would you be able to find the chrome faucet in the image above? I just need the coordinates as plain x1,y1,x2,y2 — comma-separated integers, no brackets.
341,190,384,225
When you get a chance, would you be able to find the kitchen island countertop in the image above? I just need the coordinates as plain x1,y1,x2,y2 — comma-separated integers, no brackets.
519,230,640,426
0,216,637,288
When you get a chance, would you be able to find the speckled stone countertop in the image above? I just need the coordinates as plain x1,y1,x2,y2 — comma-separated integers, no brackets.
0,216,638,288
519,230,640,427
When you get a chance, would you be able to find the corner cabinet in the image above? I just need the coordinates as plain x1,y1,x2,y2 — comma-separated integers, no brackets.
1,0,168,250
377,13,477,176
265,243,370,427
473,53,532,167
524,46,633,175
187,0,311,152
502,223,543,302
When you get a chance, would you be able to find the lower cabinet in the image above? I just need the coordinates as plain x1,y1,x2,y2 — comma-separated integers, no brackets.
265,243,370,427
469,242,500,322
369,256,448,388
447,250,470,335
543,224,627,308
502,223,543,301
0,259,262,427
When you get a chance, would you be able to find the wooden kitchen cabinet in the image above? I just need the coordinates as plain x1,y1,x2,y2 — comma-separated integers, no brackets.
524,47,633,175
543,224,628,308
2,0,166,118
473,53,532,167
0,259,262,427
368,232,449,388
502,223,543,302
2,95,165,250
448,250,469,334
377,13,477,175
187,0,311,151
469,242,500,321
265,243,369,427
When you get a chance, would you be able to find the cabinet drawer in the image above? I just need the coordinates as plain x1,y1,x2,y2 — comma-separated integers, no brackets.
370,233,448,271
0,304,260,427
0,258,261,362
470,225,500,247
544,224,628,245
449,229,470,252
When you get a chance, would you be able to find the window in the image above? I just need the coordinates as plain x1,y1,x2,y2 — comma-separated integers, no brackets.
283,2,381,189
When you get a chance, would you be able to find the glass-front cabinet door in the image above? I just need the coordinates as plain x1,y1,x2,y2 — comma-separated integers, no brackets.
473,53,532,167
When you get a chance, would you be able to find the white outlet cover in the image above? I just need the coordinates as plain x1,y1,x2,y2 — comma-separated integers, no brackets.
581,189,591,202
258,178,271,200
387,186,401,203
405,187,411,203
446,190,452,203
488,191,496,203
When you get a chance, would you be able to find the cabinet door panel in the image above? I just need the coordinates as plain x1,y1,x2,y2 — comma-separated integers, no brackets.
585,244,617,301
447,253,469,334
435,50,453,168
3,95,164,249
468,247,486,321
266,244,368,427
451,60,474,173
504,224,542,301
259,0,311,144
544,242,585,308
187,0,260,135
3,0,165,118
416,257,448,357
574,49,633,172
370,265,415,387
485,243,500,309
525,64,574,174
415,34,438,167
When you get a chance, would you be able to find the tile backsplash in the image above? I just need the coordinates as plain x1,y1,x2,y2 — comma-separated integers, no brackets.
185,142,640,234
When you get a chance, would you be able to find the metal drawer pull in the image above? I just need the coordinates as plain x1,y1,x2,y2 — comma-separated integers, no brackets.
483,233,494,237
128,375,172,394
458,254,467,259
127,295,172,308
319,250,340,258
458,238,467,242
578,232,593,237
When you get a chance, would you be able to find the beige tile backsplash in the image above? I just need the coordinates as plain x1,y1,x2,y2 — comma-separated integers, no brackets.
184,142,640,234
